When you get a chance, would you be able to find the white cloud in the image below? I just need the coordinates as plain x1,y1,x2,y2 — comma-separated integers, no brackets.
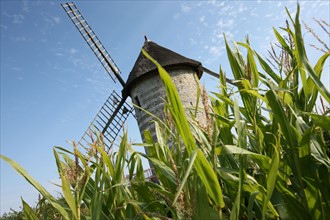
239,3,247,13
216,31,234,41
217,19,234,28
220,4,232,15
250,7,259,17
189,38,197,46
209,46,224,56
0,24,8,30
52,16,61,24
265,13,273,18
13,14,24,24
199,16,205,23
173,13,180,20
13,36,27,41
207,0,217,6
72,58,81,66
69,48,78,55
181,4,191,13
12,67,22,71
22,0,30,12
85,78,97,83
199,15,208,27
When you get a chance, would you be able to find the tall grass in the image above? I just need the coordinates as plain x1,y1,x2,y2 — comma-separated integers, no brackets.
1,4,329,220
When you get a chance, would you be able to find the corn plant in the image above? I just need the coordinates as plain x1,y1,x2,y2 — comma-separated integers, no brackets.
1,4,329,220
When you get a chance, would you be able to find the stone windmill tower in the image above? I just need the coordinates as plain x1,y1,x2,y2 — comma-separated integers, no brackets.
122,39,206,143
62,2,220,151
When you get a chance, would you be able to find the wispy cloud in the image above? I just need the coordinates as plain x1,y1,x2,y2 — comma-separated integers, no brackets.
199,16,205,23
189,38,197,46
239,3,247,13
181,4,191,13
249,7,259,17
0,24,8,30
265,13,273,18
18,36,27,41
12,67,22,71
52,16,60,24
69,48,78,55
22,0,30,12
13,14,24,24
217,19,234,28
43,15,61,26
12,36,27,42
173,13,180,20
209,45,225,56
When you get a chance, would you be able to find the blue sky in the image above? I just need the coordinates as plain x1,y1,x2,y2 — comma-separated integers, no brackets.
1,0,329,214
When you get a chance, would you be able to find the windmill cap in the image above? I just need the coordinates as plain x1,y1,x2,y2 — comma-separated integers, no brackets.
122,40,203,97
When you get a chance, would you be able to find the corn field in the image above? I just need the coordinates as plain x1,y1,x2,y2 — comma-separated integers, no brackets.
1,5,329,220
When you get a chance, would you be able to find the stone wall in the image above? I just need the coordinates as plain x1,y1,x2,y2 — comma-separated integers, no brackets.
129,66,206,144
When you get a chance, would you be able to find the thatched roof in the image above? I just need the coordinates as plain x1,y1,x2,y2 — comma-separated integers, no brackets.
122,40,202,97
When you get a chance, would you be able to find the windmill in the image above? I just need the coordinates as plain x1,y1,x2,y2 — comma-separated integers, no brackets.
62,2,229,152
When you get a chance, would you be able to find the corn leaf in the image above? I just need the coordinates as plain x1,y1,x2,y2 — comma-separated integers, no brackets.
293,4,330,103
255,52,281,83
262,136,280,220
0,154,70,220
173,149,198,205
53,149,78,219
142,49,225,208
22,198,39,220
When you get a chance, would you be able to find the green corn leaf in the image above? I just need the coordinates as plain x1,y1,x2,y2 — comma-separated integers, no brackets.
230,98,247,220
304,113,330,130
255,52,281,83
224,36,245,81
173,149,198,205
240,89,267,102
95,144,115,179
114,132,128,183
273,28,292,55
142,49,225,208
53,149,78,219
266,90,297,148
213,114,235,126
262,136,280,220
218,145,271,171
219,66,228,96
267,89,310,209
212,92,235,106
307,52,330,112
237,42,259,87
0,154,70,220
193,178,218,220
22,198,39,220
248,192,260,220
285,7,295,25
231,189,241,220
293,4,330,103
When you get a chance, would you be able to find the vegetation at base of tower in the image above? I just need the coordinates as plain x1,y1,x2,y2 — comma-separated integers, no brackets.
1,4,330,220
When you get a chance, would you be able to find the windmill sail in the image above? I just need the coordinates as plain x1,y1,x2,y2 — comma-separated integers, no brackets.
62,2,125,86
78,90,134,151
